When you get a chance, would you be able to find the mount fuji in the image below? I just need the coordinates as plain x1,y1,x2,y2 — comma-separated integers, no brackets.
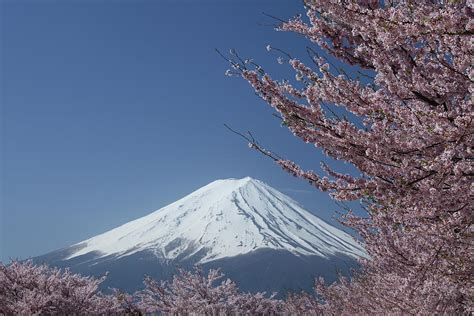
34,177,366,295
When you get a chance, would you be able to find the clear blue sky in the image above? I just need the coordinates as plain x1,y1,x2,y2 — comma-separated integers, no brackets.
1,0,362,262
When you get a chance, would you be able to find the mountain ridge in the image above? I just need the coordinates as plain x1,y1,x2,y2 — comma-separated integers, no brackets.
33,177,366,295
63,177,366,264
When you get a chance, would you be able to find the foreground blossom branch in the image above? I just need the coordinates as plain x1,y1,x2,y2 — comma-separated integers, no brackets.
224,0,473,313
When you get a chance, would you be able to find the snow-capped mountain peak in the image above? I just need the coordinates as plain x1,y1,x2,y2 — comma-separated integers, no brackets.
66,177,366,263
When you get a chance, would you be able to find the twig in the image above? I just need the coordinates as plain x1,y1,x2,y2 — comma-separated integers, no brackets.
223,124,282,161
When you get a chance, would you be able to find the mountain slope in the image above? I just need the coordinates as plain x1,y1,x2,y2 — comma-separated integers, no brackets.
34,177,366,294
65,177,365,264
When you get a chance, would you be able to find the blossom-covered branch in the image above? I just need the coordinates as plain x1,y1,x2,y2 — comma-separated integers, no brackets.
224,0,473,313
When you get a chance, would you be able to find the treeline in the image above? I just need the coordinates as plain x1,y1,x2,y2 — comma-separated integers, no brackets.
0,260,321,315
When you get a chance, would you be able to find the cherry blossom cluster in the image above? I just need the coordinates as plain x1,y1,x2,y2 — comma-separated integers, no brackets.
0,260,323,314
229,0,473,313
137,268,283,314
0,260,119,314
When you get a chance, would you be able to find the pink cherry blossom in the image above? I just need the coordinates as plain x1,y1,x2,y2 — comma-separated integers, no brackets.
229,0,473,313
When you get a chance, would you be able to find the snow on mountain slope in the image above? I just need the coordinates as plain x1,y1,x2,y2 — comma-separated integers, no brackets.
67,177,366,263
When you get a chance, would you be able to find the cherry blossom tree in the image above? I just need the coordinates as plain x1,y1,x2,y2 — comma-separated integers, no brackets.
223,0,473,313
0,260,120,314
137,267,282,315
